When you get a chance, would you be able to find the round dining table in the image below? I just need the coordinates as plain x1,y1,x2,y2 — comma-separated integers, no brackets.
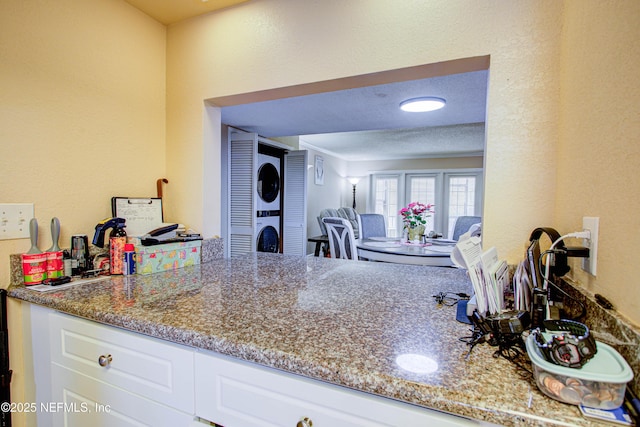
356,237,456,266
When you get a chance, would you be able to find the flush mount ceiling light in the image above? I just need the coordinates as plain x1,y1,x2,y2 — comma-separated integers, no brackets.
399,97,446,112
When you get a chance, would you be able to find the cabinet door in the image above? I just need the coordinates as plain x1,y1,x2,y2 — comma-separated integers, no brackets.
49,311,194,413
283,149,308,255
51,364,194,427
195,351,486,427
228,130,257,257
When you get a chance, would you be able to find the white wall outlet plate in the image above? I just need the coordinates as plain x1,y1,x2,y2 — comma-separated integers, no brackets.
0,203,35,240
582,216,599,276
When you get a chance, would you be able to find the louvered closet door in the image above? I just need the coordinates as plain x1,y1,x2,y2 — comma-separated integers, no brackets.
229,133,257,257
283,150,308,255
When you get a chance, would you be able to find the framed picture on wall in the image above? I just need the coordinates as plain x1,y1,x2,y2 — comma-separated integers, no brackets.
314,155,324,185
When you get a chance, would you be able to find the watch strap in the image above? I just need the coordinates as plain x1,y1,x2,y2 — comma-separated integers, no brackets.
543,319,588,337
534,319,598,368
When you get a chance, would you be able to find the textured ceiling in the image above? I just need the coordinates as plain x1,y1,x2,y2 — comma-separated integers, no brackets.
300,123,485,161
222,70,489,161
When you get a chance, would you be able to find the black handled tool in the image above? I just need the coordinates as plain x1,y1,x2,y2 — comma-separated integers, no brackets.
42,276,72,286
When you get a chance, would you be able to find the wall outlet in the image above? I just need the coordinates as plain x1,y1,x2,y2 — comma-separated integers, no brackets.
581,216,599,276
0,203,35,240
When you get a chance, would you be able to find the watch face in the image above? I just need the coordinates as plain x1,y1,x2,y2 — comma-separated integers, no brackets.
551,339,581,366
534,320,598,368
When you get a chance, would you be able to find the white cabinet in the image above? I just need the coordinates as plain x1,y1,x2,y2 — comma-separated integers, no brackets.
27,305,492,427
50,364,194,426
30,305,195,426
194,350,487,427
48,310,194,412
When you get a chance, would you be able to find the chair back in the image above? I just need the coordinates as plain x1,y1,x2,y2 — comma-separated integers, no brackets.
322,217,358,260
338,207,360,238
317,208,340,236
451,216,482,240
358,214,387,239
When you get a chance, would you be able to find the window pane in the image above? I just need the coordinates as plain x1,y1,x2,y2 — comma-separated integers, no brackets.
374,177,398,237
408,176,436,232
448,176,476,238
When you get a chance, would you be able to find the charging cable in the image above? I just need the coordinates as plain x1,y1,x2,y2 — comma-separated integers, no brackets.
432,292,470,306
540,230,591,320
542,231,591,291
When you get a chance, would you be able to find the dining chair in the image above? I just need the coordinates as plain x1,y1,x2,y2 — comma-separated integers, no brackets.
322,217,358,260
357,213,387,239
338,207,360,239
451,216,482,240
317,208,340,236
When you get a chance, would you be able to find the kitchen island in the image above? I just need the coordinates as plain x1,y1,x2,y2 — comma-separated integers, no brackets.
9,253,611,426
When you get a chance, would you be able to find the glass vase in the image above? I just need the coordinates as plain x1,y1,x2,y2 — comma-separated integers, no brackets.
407,224,425,242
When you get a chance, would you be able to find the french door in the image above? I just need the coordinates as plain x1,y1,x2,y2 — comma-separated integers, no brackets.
370,170,482,238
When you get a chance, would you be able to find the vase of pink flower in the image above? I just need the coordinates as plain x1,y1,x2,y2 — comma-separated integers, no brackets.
399,202,435,242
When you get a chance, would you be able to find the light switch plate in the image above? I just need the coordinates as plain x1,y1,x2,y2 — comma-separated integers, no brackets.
0,203,35,240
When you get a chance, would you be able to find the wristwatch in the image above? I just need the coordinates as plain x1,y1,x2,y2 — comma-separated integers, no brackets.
532,319,597,368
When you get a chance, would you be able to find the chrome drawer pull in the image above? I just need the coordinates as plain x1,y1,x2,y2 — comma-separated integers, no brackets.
98,354,112,367
296,417,313,427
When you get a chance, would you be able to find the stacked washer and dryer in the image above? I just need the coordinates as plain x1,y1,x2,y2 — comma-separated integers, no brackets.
255,146,282,252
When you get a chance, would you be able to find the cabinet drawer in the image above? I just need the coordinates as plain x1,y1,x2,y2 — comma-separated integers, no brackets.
195,351,486,427
51,364,195,427
49,311,194,413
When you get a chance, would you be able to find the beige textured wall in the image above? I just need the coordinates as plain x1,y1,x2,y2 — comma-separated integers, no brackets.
557,2,640,321
1,0,166,273
0,1,166,423
166,1,561,263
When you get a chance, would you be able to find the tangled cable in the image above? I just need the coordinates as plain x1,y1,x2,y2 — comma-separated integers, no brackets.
432,292,470,306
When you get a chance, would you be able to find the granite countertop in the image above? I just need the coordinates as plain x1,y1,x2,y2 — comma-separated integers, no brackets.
8,253,613,426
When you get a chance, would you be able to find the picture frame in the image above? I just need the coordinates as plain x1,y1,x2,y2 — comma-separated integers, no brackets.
314,155,324,185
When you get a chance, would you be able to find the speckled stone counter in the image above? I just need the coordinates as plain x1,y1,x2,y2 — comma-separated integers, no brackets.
7,253,630,426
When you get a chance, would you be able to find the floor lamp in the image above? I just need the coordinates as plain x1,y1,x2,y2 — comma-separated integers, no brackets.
348,177,360,209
